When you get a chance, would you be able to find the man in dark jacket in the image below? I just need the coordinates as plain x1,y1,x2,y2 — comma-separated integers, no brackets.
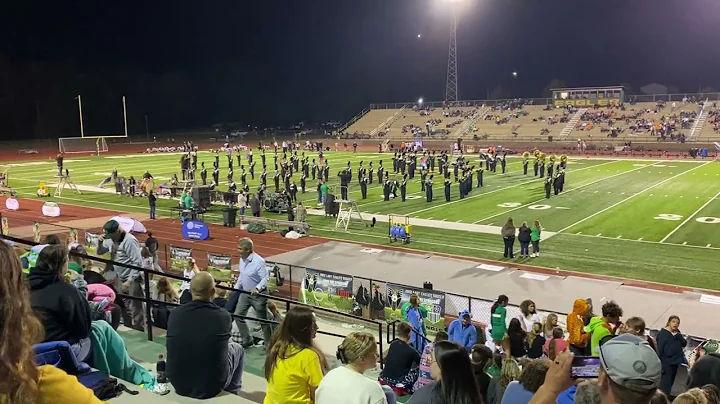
250,194,261,217
29,244,93,361
167,272,244,398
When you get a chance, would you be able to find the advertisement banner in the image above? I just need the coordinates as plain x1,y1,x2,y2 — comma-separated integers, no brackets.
298,268,354,314
169,246,193,271
385,283,447,332
206,252,233,283
182,220,210,240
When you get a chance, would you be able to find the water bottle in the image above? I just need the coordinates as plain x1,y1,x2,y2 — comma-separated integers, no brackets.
152,354,170,395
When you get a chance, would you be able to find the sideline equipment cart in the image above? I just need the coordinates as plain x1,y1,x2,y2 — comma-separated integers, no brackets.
388,214,411,244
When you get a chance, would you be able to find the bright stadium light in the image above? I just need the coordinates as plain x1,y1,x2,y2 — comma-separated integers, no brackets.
512,71,518,78
418,98,424,105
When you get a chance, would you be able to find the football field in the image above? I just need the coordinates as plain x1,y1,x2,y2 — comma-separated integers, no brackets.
3,150,720,290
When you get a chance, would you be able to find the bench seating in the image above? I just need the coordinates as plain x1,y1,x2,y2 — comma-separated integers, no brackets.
239,215,310,234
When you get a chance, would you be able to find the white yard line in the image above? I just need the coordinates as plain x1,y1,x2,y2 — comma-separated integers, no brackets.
659,188,720,243
569,232,720,251
407,160,617,216
556,162,711,234
472,161,655,224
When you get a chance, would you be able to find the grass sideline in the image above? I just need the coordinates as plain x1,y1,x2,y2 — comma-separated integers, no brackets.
3,151,720,290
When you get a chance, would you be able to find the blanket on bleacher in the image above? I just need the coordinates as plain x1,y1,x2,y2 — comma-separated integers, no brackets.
90,320,154,386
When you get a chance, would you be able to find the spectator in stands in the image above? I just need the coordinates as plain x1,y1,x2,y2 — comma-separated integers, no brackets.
316,331,395,404
228,237,273,348
96,219,145,331
487,359,521,404
618,317,657,351
506,318,528,359
166,272,245,399
409,340,482,404
657,315,687,395
486,353,503,378
556,380,602,404
380,322,421,394
140,247,154,272
567,298,591,355
667,388,706,403
490,295,509,350
543,327,567,360
527,323,546,359
447,309,477,351
148,190,157,219
470,344,494,402
179,257,199,304
43,234,62,245
264,306,326,403
543,313,559,339
517,300,543,332
585,300,623,357
150,277,177,329
414,332,449,392
687,352,720,391
28,244,93,362
0,240,105,404
530,334,661,404
501,358,550,404
701,385,720,403
212,282,228,308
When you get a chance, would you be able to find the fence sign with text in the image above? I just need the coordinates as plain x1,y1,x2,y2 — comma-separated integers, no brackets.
169,246,193,271
385,283,447,332
298,268,354,314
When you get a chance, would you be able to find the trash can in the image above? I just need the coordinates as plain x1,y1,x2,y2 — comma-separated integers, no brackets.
222,207,239,227
423,281,433,290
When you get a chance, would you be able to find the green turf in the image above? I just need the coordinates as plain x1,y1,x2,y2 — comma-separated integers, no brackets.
4,150,720,291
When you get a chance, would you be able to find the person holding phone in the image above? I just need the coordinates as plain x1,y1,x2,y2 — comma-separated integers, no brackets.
529,334,661,404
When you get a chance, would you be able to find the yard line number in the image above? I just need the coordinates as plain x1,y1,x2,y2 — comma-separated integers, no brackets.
497,202,555,210
654,214,720,224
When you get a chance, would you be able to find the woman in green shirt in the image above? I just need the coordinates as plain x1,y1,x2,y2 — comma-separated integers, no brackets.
489,295,509,349
530,220,542,258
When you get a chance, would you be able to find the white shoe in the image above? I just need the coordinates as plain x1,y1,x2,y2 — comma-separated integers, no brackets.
530,253,536,258
536,253,540,257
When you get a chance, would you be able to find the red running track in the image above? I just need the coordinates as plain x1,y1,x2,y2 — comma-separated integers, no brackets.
0,196,328,269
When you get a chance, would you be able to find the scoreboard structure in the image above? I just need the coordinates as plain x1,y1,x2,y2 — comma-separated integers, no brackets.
551,86,625,107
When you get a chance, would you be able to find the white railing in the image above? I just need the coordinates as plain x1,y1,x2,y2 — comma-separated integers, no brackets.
369,105,408,137
688,99,710,141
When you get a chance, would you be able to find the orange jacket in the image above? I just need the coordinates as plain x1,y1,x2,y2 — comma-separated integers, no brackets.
567,299,591,347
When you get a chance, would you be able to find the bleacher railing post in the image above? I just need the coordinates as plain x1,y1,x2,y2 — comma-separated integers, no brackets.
286,264,293,313
378,325,384,368
163,244,169,270
144,270,153,342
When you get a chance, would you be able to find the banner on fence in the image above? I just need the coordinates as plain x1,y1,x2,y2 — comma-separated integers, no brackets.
385,283,447,332
298,268,354,314
169,246,193,271
206,252,233,283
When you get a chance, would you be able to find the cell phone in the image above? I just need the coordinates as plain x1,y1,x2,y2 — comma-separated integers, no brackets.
571,356,601,378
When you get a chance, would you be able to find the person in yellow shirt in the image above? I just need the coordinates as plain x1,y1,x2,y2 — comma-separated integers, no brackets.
264,306,327,404
0,241,105,404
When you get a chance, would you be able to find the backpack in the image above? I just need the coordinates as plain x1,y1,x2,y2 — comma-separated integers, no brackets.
247,223,266,234
78,370,138,400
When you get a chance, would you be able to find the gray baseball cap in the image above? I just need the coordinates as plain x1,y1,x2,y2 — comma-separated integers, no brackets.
599,334,661,392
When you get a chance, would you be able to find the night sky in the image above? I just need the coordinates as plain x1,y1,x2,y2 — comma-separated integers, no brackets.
1,0,718,137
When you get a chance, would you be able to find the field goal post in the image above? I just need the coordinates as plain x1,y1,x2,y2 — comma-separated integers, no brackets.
58,136,109,155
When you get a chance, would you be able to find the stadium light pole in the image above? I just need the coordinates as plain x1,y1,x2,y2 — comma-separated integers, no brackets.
75,95,85,138
122,96,128,138
445,0,465,103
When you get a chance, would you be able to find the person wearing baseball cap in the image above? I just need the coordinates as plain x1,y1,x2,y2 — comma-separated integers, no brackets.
529,334,661,404
96,219,145,331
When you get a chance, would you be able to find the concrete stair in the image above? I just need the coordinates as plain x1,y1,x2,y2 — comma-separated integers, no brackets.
558,108,587,140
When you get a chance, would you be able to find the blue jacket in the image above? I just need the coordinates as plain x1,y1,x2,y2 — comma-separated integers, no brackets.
448,312,477,350
556,386,576,404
